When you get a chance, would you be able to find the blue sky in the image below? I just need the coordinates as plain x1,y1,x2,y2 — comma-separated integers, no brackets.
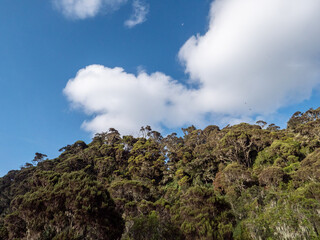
1,0,320,176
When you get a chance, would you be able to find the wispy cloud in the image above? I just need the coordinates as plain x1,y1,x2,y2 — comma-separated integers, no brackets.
124,0,149,28
53,0,127,19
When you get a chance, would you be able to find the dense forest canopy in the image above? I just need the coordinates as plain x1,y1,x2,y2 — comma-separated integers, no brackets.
1,107,320,239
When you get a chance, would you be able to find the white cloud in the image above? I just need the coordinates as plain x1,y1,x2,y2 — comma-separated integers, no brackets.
179,0,320,115
53,0,127,19
63,65,200,134
64,0,320,134
124,0,149,28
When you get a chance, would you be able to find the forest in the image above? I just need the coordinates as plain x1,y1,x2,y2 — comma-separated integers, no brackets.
1,108,320,240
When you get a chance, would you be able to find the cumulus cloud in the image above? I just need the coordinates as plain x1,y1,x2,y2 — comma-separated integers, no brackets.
179,0,320,116
124,0,149,28
64,0,320,134
63,65,201,134
53,0,127,19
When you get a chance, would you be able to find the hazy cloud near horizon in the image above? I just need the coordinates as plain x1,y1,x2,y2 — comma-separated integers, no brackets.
64,0,320,134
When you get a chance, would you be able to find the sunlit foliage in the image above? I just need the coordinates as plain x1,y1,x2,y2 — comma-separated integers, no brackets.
1,108,320,239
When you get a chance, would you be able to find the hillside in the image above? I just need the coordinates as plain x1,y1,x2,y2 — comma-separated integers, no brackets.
1,108,320,240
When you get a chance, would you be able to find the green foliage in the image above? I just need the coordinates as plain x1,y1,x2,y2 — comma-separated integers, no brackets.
243,185,320,240
171,186,234,240
123,211,183,240
214,162,256,196
0,109,320,239
5,171,124,239
254,137,304,168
